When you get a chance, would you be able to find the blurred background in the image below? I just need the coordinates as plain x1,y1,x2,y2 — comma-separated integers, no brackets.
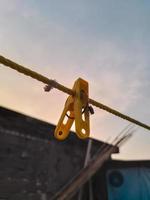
0,0,150,159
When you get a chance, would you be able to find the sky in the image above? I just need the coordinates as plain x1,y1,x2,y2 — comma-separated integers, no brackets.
0,0,150,160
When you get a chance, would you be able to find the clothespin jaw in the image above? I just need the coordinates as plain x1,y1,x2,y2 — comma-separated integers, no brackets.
54,78,90,140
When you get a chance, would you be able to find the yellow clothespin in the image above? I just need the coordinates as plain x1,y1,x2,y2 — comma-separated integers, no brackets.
54,78,90,140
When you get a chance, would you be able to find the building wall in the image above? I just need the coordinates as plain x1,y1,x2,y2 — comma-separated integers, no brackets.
0,107,116,200
106,161,150,200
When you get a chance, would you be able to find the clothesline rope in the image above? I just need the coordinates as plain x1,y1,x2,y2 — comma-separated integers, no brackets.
0,55,150,131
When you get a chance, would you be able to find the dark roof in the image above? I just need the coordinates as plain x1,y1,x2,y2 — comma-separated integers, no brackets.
106,160,150,169
0,106,118,199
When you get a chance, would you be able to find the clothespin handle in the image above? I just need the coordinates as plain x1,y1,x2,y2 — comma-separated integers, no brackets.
74,78,90,139
54,95,74,140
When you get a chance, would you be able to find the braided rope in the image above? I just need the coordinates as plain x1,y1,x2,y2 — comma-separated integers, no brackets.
0,55,150,131
0,55,73,95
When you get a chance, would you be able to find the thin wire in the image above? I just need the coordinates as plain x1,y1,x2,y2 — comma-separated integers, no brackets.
51,131,132,200
0,54,150,131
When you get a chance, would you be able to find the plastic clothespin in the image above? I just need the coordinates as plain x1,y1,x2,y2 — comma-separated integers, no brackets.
54,78,90,140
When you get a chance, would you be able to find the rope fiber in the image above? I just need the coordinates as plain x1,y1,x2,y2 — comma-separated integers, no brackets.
0,55,150,131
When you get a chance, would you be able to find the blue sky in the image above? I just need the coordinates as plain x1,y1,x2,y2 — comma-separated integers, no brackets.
0,0,150,159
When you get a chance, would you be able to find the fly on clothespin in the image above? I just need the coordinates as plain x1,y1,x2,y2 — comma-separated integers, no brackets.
54,78,91,140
